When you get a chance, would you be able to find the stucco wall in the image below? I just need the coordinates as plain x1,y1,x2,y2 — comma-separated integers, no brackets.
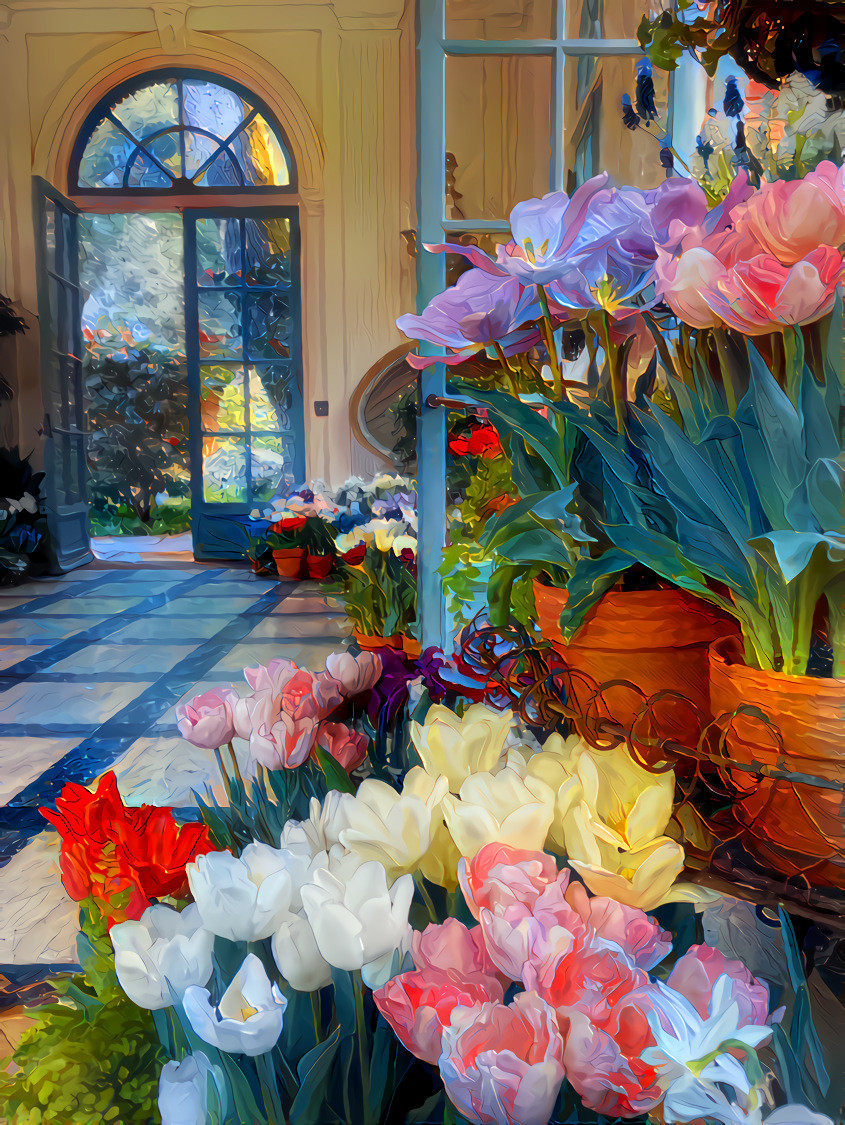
0,0,415,480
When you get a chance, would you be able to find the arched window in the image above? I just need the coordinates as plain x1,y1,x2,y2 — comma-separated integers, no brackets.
37,71,303,563
70,72,295,193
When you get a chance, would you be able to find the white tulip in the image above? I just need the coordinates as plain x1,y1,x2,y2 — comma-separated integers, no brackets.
336,776,448,881
158,1052,223,1125
300,859,413,980
111,904,213,1011
271,910,333,992
183,953,287,1057
187,844,295,942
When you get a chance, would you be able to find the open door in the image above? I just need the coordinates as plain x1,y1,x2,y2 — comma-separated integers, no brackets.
184,209,304,560
32,177,93,572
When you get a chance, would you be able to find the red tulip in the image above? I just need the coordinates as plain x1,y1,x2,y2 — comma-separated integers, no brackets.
40,772,215,926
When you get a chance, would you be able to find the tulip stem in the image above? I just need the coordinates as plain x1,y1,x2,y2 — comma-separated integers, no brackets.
536,286,565,402
226,740,245,791
600,311,626,435
443,1097,457,1125
414,871,439,925
255,1050,286,1125
311,990,324,1044
492,340,520,396
352,971,373,1125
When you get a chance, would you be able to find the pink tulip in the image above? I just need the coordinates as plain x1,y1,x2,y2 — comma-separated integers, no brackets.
276,667,342,724
176,687,239,749
459,843,560,921
736,161,845,266
525,935,662,1118
666,943,772,1028
656,231,843,334
374,969,502,1065
324,650,382,696
438,992,566,1125
411,919,502,984
316,722,368,771
556,1006,662,1119
239,690,319,769
563,880,671,971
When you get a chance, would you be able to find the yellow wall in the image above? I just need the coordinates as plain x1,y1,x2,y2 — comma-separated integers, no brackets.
0,0,416,480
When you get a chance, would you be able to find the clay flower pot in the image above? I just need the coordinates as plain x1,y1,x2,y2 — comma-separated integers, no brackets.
306,553,333,580
533,580,739,755
272,547,306,579
402,635,422,659
353,630,403,652
708,635,845,887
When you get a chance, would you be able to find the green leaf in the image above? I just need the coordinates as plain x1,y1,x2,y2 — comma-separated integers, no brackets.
289,1026,342,1125
313,744,356,794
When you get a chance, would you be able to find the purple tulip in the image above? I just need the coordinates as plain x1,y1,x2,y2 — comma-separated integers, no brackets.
397,268,542,369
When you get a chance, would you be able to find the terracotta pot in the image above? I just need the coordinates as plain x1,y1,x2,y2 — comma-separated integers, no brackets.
708,635,845,886
402,635,422,659
272,547,306,579
533,580,739,754
354,630,403,651
305,553,333,580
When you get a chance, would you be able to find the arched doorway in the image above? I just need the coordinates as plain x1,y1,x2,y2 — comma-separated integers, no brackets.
35,70,303,563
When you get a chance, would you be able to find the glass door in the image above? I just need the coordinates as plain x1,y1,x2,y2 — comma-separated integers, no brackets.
32,177,93,572
184,209,304,559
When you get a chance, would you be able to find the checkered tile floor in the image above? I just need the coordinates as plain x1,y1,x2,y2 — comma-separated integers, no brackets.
0,562,349,983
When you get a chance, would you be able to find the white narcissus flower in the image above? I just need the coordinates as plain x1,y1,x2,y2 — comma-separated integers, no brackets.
183,953,287,1057
187,843,295,942
158,1052,224,1125
336,775,449,881
410,703,515,793
300,859,414,987
441,766,555,860
111,904,213,1010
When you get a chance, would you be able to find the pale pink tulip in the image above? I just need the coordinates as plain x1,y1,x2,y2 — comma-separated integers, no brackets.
241,691,319,769
438,992,566,1125
176,687,239,749
666,943,772,1027
374,969,502,1065
243,657,297,693
324,650,382,696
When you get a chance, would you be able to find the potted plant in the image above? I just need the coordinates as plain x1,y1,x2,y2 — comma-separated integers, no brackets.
333,520,417,649
265,512,308,579
300,513,336,579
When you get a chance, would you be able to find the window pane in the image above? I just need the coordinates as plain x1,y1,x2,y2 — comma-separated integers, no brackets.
445,0,555,40
183,80,250,137
183,129,224,181
235,116,292,186
564,0,603,39
245,218,291,286
246,293,293,361
203,435,247,503
143,131,183,178
564,55,671,190
194,149,243,188
249,364,296,429
196,217,242,285
77,118,136,188
250,433,294,502
112,80,179,141
198,290,242,359
445,53,552,220
126,150,173,189
200,365,246,432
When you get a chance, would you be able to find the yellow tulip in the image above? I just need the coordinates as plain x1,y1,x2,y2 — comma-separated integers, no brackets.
409,703,514,793
541,733,675,852
336,774,448,883
441,766,555,860
524,749,583,855
562,801,685,911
